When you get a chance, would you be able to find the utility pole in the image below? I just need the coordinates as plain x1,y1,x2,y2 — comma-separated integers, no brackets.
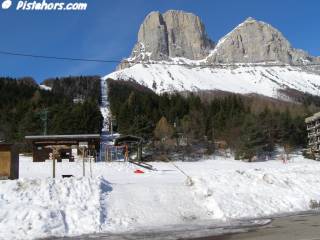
110,116,117,136
53,156,56,178
89,151,93,178
82,147,86,177
109,116,113,136
39,108,48,135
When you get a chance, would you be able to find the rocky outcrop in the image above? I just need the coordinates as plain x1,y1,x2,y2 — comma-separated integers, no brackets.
118,10,214,69
207,17,316,64
162,10,214,60
135,11,169,61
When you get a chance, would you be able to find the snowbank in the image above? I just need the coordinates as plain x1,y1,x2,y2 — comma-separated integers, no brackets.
0,177,108,239
191,167,320,220
2,154,320,239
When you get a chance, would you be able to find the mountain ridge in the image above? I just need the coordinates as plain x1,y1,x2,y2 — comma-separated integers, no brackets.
107,10,320,101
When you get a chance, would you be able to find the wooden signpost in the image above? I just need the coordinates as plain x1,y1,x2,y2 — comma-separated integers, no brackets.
45,145,69,178
79,142,88,177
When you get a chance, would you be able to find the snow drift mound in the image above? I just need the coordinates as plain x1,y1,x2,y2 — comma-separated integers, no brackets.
191,166,320,220
0,177,111,240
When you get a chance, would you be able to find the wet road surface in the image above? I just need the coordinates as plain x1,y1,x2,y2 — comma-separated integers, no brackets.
193,212,320,240
49,212,320,240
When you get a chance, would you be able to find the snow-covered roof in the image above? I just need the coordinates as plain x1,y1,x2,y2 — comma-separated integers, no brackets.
25,134,100,140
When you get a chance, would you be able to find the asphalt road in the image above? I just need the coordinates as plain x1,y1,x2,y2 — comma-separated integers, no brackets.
193,213,320,240
49,212,320,240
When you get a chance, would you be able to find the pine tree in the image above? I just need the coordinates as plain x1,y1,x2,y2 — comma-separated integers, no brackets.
236,115,268,161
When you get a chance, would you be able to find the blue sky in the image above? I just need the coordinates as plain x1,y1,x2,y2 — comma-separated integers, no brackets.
0,0,319,82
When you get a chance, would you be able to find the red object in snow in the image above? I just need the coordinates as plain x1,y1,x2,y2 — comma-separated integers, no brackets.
134,169,144,174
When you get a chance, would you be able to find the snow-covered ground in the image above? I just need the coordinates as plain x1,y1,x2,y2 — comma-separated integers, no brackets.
105,64,320,99
1,154,320,239
39,84,52,91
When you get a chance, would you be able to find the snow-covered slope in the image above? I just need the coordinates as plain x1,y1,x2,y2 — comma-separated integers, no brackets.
105,63,320,99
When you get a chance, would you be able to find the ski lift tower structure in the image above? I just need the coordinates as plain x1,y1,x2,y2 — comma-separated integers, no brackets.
38,108,48,135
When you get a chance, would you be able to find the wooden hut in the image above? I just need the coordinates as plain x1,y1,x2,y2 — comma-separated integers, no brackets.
0,143,19,180
25,134,100,162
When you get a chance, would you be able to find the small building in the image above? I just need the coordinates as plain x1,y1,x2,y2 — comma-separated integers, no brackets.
115,135,143,161
25,134,100,162
0,143,19,180
101,135,143,162
305,112,320,157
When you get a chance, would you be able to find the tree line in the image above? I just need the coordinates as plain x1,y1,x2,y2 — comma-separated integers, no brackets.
108,79,312,160
0,75,314,159
0,76,102,144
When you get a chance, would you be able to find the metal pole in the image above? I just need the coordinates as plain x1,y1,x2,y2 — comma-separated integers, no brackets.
82,147,85,177
90,157,92,178
44,109,48,135
125,144,128,162
110,117,113,136
39,108,48,135
116,146,118,161
137,144,142,162
53,158,55,178
140,144,142,162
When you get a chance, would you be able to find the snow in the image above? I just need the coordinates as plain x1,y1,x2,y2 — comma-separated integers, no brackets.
100,78,110,132
105,64,320,99
0,177,102,239
2,153,320,239
39,84,52,91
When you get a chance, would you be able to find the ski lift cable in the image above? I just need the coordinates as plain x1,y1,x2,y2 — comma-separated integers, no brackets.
0,50,120,63
1,49,320,68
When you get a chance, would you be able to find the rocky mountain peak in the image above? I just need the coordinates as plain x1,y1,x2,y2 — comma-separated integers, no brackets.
207,17,313,64
162,10,214,60
118,10,214,69
136,11,168,60
243,17,257,23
